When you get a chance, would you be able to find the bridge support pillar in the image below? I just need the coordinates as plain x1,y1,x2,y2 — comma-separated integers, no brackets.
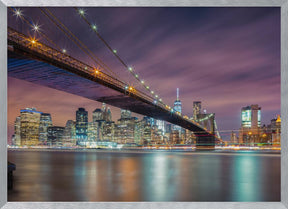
196,135,215,150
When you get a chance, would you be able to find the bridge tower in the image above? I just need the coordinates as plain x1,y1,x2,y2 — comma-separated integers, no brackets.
196,113,216,150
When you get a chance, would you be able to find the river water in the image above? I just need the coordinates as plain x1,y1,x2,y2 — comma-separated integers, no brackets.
8,149,280,201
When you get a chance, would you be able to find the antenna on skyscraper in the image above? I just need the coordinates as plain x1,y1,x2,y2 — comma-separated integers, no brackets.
177,88,179,100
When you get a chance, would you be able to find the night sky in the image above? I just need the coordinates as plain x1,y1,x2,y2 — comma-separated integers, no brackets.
7,7,280,143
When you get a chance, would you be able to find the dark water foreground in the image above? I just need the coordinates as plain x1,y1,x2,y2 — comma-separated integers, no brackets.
8,149,280,201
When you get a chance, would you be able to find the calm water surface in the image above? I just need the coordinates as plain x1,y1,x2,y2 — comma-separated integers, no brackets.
8,150,280,201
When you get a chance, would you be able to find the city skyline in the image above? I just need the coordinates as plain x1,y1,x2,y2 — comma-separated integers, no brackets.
8,7,280,144
10,101,281,146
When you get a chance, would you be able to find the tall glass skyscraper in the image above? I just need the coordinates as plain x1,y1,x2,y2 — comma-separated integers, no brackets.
47,126,65,146
76,107,88,144
39,113,53,144
173,88,182,132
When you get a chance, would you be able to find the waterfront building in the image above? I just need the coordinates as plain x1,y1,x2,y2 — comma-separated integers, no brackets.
47,126,65,146
63,120,76,146
13,116,21,146
114,116,137,144
20,108,42,146
76,108,88,144
103,121,115,141
39,113,53,145
87,122,98,142
239,104,261,144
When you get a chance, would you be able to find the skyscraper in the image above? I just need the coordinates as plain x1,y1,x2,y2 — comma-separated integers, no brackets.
156,120,165,135
13,116,21,146
39,113,53,145
20,108,42,146
173,88,182,114
76,108,88,144
239,104,261,144
47,126,65,146
173,88,182,132
93,103,112,122
63,120,76,146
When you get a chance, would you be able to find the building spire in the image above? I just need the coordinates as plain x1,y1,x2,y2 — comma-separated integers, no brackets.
177,88,179,101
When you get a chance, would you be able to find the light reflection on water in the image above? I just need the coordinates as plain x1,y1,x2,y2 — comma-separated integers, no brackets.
8,150,280,201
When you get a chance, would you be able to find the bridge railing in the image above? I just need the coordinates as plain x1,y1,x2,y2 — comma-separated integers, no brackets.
8,27,209,134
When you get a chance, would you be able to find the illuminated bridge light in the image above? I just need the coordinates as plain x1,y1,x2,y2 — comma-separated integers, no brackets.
141,80,144,84
30,38,37,44
154,100,157,104
91,24,97,31
135,74,139,78
146,86,149,89
129,86,133,91
62,49,67,53
78,8,85,16
155,95,158,98
159,98,162,102
124,86,128,90
151,91,154,94
113,49,117,54
128,67,133,71
14,8,23,18
32,23,40,32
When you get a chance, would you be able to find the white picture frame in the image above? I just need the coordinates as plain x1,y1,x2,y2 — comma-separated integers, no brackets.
1,0,287,209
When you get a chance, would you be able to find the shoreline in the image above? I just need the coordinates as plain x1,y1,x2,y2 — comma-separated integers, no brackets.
7,148,281,156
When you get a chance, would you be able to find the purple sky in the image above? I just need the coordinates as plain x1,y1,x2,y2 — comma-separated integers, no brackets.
8,7,280,142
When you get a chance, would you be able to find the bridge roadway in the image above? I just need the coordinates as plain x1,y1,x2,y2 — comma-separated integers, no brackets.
7,27,215,149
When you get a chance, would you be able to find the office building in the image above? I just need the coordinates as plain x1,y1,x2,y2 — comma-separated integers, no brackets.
20,108,42,146
76,108,88,144
239,104,261,144
103,121,115,141
13,116,21,146
47,126,65,146
39,113,53,145
63,120,76,146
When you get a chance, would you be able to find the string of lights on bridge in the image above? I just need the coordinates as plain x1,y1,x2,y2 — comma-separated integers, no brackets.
11,7,173,111
75,8,166,105
10,7,215,135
